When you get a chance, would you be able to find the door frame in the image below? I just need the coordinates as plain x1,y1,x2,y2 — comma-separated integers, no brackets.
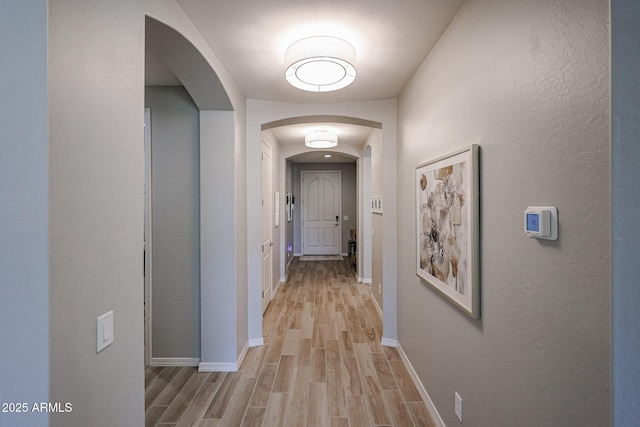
143,108,153,366
301,170,342,255
261,140,273,313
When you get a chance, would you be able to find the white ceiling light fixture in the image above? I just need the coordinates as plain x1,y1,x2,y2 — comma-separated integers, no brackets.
305,131,338,149
285,36,357,92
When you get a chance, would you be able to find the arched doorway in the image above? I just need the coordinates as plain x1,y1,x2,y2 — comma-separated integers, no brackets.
247,112,396,345
144,16,238,369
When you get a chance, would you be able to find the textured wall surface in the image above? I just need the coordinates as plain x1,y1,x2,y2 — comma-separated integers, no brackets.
397,0,610,426
145,86,201,359
612,0,640,425
49,0,147,425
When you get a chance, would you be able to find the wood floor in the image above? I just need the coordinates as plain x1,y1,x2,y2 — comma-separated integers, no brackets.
145,257,435,427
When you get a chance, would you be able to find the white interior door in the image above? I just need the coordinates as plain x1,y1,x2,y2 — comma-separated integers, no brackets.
302,171,341,255
261,141,273,313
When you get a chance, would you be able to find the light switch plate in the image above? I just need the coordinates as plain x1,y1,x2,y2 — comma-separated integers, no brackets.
454,391,463,422
97,310,114,353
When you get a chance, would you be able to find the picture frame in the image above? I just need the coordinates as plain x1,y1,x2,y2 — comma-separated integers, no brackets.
416,145,480,318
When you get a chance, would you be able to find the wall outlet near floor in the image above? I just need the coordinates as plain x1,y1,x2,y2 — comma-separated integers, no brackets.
378,283,382,295
455,391,463,422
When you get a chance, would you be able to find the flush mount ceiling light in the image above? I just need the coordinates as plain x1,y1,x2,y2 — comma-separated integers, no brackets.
285,36,357,92
305,131,338,149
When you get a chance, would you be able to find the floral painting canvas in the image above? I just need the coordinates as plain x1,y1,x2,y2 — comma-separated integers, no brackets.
416,145,480,318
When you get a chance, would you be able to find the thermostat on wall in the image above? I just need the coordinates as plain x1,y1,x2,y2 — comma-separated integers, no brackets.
524,206,558,240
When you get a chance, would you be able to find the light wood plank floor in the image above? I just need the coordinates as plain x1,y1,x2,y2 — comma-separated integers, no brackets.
145,257,436,427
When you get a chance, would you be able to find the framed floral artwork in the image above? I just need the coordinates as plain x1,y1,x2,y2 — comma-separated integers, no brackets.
416,145,480,318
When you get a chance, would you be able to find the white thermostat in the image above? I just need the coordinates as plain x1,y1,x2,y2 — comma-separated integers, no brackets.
524,206,558,240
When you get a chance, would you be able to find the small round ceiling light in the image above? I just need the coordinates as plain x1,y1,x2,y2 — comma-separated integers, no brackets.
285,36,357,92
305,131,338,149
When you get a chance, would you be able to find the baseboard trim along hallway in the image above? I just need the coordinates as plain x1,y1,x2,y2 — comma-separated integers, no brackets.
396,343,446,427
199,343,249,373
149,358,200,367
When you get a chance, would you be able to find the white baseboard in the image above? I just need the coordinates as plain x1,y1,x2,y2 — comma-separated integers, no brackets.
372,296,383,317
198,362,239,372
381,337,397,347
248,337,264,347
149,357,200,367
275,279,285,295
396,343,446,427
237,341,249,366
198,342,249,372
357,276,372,284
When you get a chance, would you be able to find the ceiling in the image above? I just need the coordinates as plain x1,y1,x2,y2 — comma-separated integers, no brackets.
146,0,464,161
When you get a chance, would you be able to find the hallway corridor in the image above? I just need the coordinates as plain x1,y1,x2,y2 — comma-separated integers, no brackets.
145,258,435,426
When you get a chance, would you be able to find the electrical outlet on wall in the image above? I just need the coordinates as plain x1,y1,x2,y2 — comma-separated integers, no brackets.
454,391,463,422
378,283,382,295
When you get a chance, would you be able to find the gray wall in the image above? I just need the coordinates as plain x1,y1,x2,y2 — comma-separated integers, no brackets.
0,2,248,426
612,0,640,425
49,0,147,425
397,0,610,426
145,86,201,359
0,2,49,426
293,163,357,255
200,110,241,364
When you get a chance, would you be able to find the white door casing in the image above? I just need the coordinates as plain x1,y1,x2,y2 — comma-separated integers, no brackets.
143,108,153,365
261,141,273,313
302,171,341,255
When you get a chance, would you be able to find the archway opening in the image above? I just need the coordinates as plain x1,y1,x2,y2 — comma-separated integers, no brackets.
144,16,236,369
